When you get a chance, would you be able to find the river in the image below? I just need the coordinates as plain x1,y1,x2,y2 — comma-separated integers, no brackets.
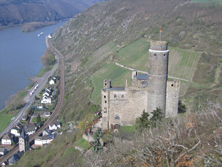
0,21,66,110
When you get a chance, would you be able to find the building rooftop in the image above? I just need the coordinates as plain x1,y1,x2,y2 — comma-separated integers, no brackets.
136,74,148,80
108,87,125,91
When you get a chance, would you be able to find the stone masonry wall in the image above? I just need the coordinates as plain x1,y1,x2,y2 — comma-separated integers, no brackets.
166,80,180,117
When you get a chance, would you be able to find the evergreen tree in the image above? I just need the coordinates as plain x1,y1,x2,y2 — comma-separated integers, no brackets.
37,114,41,124
92,128,103,152
150,107,164,127
178,100,186,113
135,110,149,130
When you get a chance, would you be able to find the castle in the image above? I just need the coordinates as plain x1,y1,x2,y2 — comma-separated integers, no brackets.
101,41,180,130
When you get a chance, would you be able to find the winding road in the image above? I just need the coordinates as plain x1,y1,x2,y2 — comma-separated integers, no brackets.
0,37,65,164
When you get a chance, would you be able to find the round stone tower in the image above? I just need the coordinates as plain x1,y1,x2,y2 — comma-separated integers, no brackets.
147,41,169,116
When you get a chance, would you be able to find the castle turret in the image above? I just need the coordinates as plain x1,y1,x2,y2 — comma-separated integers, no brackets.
147,41,169,115
103,79,111,89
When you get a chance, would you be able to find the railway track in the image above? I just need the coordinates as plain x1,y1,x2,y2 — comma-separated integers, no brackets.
0,38,65,164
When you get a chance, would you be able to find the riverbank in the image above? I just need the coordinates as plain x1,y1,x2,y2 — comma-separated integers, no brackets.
0,36,57,134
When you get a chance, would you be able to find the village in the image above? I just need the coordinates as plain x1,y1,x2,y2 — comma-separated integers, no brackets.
0,76,64,166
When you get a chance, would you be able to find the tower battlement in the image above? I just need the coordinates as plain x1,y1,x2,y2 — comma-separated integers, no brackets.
150,41,168,51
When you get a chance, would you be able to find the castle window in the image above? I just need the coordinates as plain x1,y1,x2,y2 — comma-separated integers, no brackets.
115,115,120,120
154,54,157,56
104,95,106,98
105,83,107,86
104,107,107,113
121,94,124,98
171,84,174,87
114,94,117,98
105,101,107,103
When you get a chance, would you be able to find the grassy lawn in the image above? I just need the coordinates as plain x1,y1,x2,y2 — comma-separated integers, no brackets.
75,138,91,150
36,65,53,77
32,117,37,123
119,126,136,133
0,113,14,133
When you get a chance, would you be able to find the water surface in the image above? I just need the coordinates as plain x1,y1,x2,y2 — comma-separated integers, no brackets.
0,21,66,109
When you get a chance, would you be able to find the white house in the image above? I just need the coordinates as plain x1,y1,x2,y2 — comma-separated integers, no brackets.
1,134,12,145
0,148,7,156
36,106,43,110
34,136,54,146
11,128,20,137
49,122,61,131
49,79,56,85
43,92,50,97
41,97,51,104
24,124,37,136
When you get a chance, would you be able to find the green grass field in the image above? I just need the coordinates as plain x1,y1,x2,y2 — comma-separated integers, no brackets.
117,38,150,71
168,47,200,81
0,113,14,132
91,63,132,104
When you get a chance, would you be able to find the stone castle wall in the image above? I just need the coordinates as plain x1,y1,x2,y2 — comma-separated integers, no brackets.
166,80,180,117
102,87,147,129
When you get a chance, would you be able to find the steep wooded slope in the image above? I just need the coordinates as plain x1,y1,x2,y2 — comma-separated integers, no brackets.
0,0,105,28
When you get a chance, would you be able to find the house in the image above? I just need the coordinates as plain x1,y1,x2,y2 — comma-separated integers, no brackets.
24,124,37,135
41,97,51,104
11,128,20,137
42,128,50,136
1,134,12,145
36,105,43,110
43,92,51,97
45,87,52,93
0,148,7,156
49,79,56,85
44,112,51,117
49,121,61,130
34,134,55,146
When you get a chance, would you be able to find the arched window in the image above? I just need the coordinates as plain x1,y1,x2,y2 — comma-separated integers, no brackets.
115,115,120,120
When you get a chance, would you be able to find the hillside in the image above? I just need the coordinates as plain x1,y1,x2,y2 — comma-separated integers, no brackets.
15,0,222,166
0,0,105,29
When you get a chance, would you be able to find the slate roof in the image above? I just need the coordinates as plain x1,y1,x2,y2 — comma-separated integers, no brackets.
24,124,36,132
2,134,11,140
136,74,148,80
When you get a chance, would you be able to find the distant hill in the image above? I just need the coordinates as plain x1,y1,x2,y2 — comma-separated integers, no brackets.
0,0,106,29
